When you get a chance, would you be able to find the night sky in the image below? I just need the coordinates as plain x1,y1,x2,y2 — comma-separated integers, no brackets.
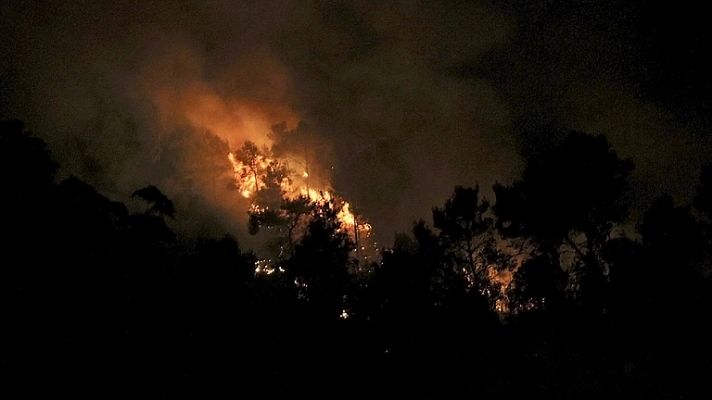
2,0,711,240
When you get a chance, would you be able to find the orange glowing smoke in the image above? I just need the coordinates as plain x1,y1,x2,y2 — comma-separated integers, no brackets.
151,82,298,147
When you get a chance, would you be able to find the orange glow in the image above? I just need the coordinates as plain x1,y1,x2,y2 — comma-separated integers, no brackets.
149,81,298,148
488,267,513,289
486,265,514,314
144,69,373,256
227,146,373,241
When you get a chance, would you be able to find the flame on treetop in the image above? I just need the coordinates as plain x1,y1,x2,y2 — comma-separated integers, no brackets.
228,141,373,243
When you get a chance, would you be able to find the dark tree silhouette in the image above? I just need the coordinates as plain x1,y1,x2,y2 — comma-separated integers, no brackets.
286,201,354,319
0,120,59,248
131,184,176,219
494,131,633,310
509,254,566,313
495,131,632,247
4,119,712,399
247,195,314,260
433,186,494,285
0,120,58,196
639,194,705,275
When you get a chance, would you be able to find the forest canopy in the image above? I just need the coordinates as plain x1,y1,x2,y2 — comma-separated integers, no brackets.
3,119,712,398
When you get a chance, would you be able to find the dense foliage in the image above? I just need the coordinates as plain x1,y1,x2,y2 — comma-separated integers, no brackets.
3,120,712,398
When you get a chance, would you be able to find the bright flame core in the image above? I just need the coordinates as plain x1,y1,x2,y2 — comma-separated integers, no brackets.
228,148,372,240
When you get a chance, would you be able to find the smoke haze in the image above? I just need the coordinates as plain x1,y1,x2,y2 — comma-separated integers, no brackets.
2,1,710,243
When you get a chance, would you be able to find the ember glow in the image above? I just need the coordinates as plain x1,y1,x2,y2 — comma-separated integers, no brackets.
488,266,513,314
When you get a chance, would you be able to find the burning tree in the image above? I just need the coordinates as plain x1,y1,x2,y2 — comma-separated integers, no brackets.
228,140,374,264
229,140,290,204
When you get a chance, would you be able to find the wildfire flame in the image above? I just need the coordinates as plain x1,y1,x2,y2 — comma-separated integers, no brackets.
226,136,522,315
227,146,372,241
